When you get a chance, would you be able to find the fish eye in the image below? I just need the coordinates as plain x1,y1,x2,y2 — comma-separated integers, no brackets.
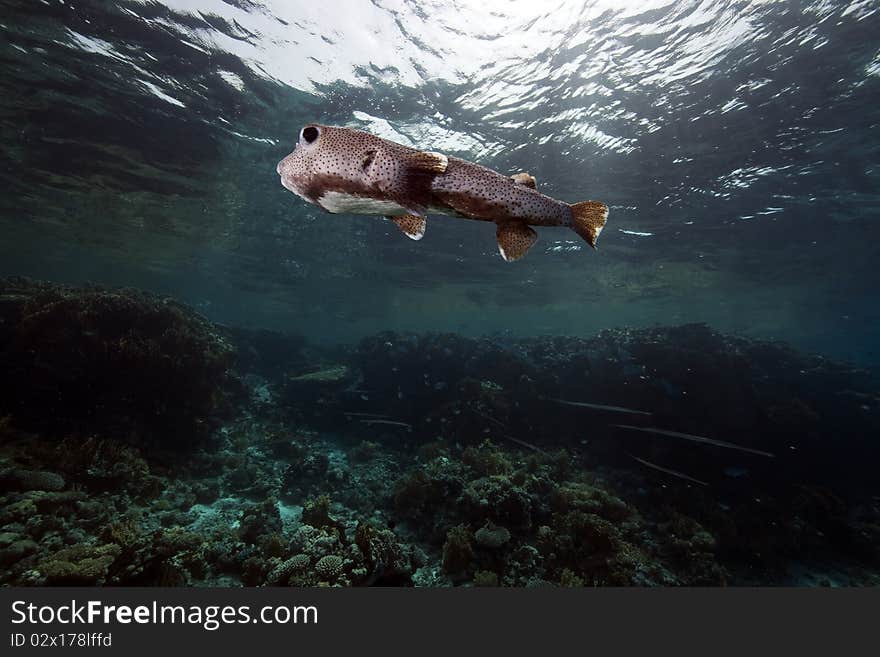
301,126,319,144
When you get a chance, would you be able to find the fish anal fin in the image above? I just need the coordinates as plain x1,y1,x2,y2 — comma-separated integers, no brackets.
389,214,426,241
510,172,537,189
496,221,537,262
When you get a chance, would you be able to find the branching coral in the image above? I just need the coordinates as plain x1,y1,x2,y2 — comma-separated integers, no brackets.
441,525,474,577
473,570,499,586
353,521,415,585
474,521,511,549
0,469,65,492
314,554,345,582
266,553,311,586
37,543,121,585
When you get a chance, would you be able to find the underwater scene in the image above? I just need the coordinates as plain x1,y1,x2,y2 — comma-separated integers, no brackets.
1,0,879,587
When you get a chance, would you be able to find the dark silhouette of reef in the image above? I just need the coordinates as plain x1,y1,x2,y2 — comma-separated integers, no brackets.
275,327,880,582
291,326,880,493
0,277,238,447
1,280,878,587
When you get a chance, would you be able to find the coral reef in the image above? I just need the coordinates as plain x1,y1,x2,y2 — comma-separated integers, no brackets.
441,525,475,578
338,325,880,494
37,543,122,585
0,277,237,445
475,522,511,549
1,293,878,587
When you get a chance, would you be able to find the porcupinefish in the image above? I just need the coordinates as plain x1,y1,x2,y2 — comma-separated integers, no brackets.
276,124,609,261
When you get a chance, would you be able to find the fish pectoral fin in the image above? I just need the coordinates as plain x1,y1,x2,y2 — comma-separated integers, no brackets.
496,222,537,262
382,150,447,218
510,172,537,189
400,150,448,174
389,214,427,241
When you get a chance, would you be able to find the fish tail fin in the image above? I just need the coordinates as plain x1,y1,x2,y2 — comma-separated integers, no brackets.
569,201,609,249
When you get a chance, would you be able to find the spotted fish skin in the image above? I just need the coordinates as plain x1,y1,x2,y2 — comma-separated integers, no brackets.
429,155,570,227
277,124,608,261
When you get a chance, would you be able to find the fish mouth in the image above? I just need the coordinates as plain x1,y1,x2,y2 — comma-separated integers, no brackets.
277,170,308,199
279,175,296,193
276,159,295,192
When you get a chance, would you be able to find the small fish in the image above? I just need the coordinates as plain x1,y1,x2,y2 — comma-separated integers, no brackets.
630,454,708,486
545,398,652,416
359,419,412,429
613,425,775,458
468,407,507,428
277,124,609,261
502,434,547,455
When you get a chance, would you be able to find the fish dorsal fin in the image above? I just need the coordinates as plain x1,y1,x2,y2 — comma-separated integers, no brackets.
510,172,537,189
389,214,427,241
496,222,537,262
401,150,448,174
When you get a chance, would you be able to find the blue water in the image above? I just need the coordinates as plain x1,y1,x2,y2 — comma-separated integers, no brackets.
2,0,878,360
1,1,879,587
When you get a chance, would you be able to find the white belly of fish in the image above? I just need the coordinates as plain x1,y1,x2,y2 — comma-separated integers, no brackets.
318,191,409,216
